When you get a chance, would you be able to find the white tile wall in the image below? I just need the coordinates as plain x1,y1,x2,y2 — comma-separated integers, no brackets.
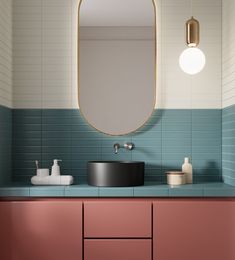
159,0,221,109
0,0,12,108
222,0,235,108
12,0,222,109
13,0,78,109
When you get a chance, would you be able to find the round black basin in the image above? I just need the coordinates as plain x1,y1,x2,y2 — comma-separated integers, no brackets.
87,161,145,187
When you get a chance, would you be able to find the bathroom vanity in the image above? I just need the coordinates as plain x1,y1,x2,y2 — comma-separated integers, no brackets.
0,0,234,259
0,195,235,260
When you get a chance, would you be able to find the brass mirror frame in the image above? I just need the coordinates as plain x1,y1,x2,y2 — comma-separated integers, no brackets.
77,0,157,136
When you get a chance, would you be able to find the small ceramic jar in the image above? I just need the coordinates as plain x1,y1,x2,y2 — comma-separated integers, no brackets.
166,171,186,186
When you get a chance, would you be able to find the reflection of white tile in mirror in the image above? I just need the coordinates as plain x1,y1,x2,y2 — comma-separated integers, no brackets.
79,0,154,27
79,0,156,135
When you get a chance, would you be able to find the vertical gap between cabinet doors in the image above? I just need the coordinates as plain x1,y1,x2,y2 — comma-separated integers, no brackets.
151,203,153,260
82,202,84,260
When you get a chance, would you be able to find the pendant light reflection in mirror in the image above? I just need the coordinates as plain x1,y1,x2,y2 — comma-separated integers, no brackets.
179,0,206,75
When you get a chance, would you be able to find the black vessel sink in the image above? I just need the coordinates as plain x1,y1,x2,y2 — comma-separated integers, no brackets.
87,161,145,187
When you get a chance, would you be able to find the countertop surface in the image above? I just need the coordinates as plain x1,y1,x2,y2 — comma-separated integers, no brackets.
1,182,235,198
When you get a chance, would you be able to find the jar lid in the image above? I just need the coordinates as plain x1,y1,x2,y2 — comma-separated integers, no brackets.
165,171,184,175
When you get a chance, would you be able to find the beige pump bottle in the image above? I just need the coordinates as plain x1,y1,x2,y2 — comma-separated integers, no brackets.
182,157,193,184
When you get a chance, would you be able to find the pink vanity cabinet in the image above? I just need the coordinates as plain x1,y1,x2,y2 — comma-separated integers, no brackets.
0,200,83,260
84,200,152,260
153,199,235,260
0,202,11,259
1,198,235,260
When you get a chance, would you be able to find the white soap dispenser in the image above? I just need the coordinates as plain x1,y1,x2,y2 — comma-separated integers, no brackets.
51,159,62,176
182,157,193,184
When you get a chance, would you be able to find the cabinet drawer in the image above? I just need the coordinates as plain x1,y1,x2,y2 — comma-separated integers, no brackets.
84,239,151,260
84,201,152,238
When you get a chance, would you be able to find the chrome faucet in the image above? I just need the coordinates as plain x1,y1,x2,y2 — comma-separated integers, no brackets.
113,143,120,154
113,142,135,154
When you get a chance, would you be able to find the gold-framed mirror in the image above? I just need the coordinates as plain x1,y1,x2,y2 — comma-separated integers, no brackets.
78,0,157,135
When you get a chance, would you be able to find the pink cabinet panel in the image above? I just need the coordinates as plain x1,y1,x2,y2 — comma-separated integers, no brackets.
0,202,11,260
153,200,235,260
1,200,83,260
84,201,152,238
84,239,151,260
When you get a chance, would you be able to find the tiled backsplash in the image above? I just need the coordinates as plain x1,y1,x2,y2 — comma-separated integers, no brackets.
221,0,235,186
222,105,235,186
12,109,222,184
0,106,12,185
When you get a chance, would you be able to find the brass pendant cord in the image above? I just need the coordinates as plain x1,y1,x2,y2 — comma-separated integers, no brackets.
190,0,193,17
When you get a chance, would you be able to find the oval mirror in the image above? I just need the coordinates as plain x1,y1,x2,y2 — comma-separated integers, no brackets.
78,0,156,135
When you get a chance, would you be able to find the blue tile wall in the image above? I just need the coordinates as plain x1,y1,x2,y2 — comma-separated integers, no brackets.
0,105,12,185
12,109,222,184
222,104,235,186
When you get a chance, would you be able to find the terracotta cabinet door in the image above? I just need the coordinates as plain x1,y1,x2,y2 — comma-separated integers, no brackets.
153,199,235,260
0,202,12,260
84,239,152,260
4,200,82,260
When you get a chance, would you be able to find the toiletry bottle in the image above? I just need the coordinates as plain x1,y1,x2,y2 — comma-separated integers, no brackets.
51,159,62,176
182,157,193,184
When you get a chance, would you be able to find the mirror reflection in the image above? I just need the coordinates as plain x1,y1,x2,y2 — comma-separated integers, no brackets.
78,0,156,135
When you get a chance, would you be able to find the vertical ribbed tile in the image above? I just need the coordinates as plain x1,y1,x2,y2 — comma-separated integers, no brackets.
41,109,72,177
12,108,222,184
71,109,102,182
0,0,12,108
161,109,192,183
222,0,235,186
132,110,162,182
222,105,235,186
42,0,73,109
222,0,235,108
192,109,222,183
12,0,42,108
12,109,42,182
12,0,222,109
0,106,12,185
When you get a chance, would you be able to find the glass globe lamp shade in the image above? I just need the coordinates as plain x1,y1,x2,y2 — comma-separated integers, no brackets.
179,47,206,75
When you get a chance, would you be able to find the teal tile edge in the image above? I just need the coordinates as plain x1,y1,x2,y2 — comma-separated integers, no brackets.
29,186,65,197
0,187,30,197
168,185,204,197
99,187,134,197
1,183,235,197
134,183,169,197
65,185,99,197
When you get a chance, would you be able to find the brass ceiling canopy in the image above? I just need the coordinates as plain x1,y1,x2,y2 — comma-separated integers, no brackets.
186,16,199,47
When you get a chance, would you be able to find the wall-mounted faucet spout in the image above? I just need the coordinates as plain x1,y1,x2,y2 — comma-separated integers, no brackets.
113,142,135,154
124,142,135,151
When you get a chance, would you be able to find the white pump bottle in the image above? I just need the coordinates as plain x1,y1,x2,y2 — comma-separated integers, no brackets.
182,157,193,184
51,159,62,176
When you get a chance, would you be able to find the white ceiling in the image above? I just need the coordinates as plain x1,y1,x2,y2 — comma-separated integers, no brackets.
79,0,155,26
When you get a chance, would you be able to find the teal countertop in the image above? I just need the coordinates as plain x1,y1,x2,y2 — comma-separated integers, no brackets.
1,182,235,197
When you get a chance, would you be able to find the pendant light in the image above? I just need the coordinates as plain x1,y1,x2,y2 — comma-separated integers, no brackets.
179,2,206,75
